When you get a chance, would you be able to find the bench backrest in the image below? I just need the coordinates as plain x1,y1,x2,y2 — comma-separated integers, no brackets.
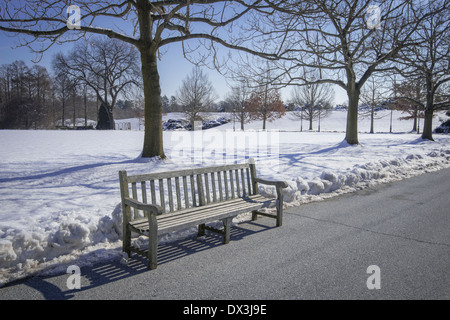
119,159,259,219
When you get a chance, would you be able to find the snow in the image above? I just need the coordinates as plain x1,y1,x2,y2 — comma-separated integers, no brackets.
1,110,449,286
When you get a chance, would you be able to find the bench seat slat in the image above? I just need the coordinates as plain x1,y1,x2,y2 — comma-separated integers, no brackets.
129,195,274,235
129,194,271,230
158,195,274,220
156,195,271,224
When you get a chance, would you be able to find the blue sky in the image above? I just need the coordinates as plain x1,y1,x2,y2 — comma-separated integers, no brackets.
0,1,242,103
0,31,231,100
0,34,347,104
0,2,347,105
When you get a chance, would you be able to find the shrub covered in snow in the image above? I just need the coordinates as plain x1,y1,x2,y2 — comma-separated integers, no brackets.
434,120,450,134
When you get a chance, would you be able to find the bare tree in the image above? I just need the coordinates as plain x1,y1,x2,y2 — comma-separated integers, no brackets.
176,66,217,129
392,1,450,141
0,60,54,129
0,0,271,158
226,80,252,131
235,0,448,144
243,63,286,130
0,61,31,128
52,69,74,128
394,78,426,133
52,37,141,129
290,80,334,132
359,76,390,133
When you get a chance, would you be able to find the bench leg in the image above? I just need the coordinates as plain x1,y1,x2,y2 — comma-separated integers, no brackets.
222,217,232,244
276,200,283,227
252,208,283,227
148,238,158,269
148,220,158,270
123,226,131,257
198,224,206,237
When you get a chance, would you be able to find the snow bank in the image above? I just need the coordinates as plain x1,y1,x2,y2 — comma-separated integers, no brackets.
1,111,449,286
2,146,448,286
269,149,450,207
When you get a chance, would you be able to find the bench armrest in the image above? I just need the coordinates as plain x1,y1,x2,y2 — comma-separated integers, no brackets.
123,197,163,215
253,177,288,227
254,178,289,189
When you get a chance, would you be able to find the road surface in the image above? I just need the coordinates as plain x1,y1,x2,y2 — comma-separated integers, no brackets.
1,168,449,303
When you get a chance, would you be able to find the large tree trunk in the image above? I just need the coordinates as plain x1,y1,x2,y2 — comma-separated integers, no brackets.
421,84,435,141
140,51,166,159
421,108,434,141
345,89,360,145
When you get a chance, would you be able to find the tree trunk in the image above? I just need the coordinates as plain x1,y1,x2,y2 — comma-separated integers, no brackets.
421,108,434,141
345,90,360,145
62,90,65,127
412,107,417,132
370,107,374,133
417,116,420,134
309,109,313,130
421,85,434,141
140,51,166,158
262,112,267,130
72,90,76,128
84,87,87,127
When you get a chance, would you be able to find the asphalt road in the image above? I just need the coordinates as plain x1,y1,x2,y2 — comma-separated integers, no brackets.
1,168,449,303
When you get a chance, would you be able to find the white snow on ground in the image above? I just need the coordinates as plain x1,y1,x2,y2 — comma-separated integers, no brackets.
0,110,449,286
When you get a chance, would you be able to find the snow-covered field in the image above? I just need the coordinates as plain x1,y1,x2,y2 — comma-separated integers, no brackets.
1,110,449,286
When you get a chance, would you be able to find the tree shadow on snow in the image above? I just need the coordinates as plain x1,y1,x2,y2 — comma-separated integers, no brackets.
277,139,357,167
0,155,158,184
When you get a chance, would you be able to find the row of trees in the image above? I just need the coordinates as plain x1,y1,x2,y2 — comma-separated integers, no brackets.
0,58,287,131
0,36,144,129
0,60,51,129
232,0,450,143
1,1,449,158
0,57,441,133
0,60,100,129
53,37,142,129
177,66,285,130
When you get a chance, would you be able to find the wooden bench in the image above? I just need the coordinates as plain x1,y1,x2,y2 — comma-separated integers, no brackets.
119,158,288,269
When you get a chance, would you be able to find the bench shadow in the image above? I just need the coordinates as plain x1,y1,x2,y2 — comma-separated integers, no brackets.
11,220,274,300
